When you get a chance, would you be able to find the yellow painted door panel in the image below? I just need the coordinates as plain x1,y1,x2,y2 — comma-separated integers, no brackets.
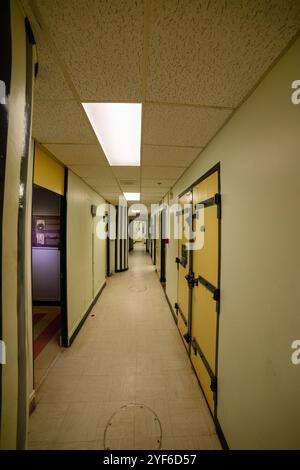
192,285,217,370
193,171,218,206
190,169,219,416
191,351,214,413
193,205,218,286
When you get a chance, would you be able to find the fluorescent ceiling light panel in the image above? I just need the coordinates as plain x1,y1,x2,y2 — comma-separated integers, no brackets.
124,192,140,201
82,102,141,166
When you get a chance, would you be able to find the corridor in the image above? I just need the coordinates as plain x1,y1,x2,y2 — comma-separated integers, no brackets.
28,245,221,450
1,0,300,452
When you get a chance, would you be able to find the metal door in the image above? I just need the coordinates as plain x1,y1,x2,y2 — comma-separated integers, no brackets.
190,170,220,415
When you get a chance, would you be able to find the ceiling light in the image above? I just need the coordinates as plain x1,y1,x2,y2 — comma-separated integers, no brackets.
124,192,140,201
82,102,141,166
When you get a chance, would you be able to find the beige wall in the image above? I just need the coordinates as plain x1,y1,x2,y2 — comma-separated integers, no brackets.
165,38,300,449
0,0,33,449
67,171,106,340
25,139,34,434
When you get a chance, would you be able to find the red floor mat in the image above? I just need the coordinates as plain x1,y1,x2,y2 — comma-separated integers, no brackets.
34,315,61,360
33,313,46,325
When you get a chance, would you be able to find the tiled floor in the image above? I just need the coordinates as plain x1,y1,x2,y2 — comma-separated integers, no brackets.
28,245,221,450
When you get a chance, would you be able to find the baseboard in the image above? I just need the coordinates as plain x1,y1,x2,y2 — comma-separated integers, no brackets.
162,288,178,325
215,418,229,450
115,267,129,273
69,281,106,346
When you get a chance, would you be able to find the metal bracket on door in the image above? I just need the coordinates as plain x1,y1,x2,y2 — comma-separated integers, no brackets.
194,193,222,219
197,275,220,301
191,338,217,394
177,304,188,327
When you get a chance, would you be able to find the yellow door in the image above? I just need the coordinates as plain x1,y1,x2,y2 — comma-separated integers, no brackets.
176,191,192,350
190,170,220,415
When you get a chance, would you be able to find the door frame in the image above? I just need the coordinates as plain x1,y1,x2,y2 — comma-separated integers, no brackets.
60,169,68,347
31,167,69,355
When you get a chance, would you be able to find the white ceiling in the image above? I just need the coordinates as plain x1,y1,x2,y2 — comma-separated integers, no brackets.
22,0,300,205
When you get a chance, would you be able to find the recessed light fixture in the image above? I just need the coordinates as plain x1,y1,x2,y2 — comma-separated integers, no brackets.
82,102,141,166
123,192,140,201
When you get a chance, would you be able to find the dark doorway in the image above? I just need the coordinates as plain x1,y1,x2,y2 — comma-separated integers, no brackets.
160,209,166,284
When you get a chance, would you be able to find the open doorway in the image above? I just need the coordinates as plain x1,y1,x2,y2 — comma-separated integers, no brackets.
31,185,66,387
132,220,147,251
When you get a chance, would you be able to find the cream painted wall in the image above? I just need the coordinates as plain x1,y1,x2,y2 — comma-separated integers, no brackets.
0,0,32,449
25,139,34,432
165,38,300,449
67,171,106,340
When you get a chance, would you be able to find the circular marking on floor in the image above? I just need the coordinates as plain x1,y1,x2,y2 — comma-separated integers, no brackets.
104,403,162,450
128,285,148,292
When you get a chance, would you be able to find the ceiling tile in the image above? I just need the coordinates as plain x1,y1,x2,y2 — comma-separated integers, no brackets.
143,145,201,167
119,182,140,192
140,196,162,204
83,179,120,191
147,0,300,107
143,104,231,147
35,0,144,102
142,165,185,180
44,144,108,166
141,192,166,200
34,42,73,101
20,0,73,100
70,165,115,179
32,100,97,144
112,166,141,180
141,179,176,189
100,192,123,203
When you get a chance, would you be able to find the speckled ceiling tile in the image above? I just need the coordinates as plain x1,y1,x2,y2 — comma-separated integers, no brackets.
34,41,74,101
69,164,115,179
142,165,185,180
20,0,73,100
141,179,176,188
143,103,232,147
143,145,201,167
44,144,108,166
32,100,97,144
82,178,120,191
36,0,145,102
147,0,300,107
112,166,141,181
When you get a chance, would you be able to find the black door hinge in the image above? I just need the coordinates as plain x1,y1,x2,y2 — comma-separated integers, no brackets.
183,332,191,344
213,288,220,301
185,271,198,288
210,376,217,393
215,193,222,219
174,302,179,310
